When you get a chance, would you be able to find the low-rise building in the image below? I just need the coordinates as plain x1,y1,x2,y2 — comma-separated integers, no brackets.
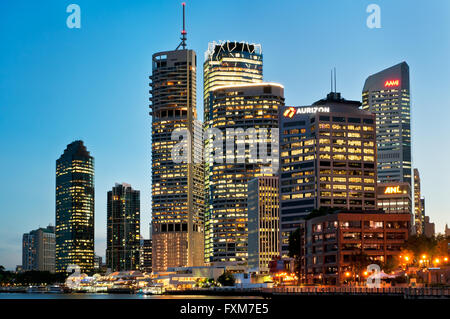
151,265,272,289
152,266,227,289
418,266,450,285
300,211,410,285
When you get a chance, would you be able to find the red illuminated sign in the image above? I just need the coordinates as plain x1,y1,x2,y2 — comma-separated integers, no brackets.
283,107,296,118
384,79,400,87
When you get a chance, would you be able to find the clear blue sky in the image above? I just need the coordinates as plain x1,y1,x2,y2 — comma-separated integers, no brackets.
0,0,449,270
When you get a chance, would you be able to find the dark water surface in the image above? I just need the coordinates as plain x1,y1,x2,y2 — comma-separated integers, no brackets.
0,293,262,299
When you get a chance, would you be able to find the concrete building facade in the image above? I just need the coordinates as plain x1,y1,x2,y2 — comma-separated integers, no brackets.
248,176,280,273
279,92,377,257
300,211,410,285
376,182,412,215
150,49,204,272
22,225,55,272
203,41,264,263
205,83,283,264
413,168,425,234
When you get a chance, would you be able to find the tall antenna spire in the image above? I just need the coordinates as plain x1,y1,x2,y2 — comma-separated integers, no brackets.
176,2,187,50
334,67,337,93
330,69,333,92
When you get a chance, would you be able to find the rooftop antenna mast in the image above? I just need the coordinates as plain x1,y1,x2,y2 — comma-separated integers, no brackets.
334,67,337,93
176,2,187,50
330,69,333,92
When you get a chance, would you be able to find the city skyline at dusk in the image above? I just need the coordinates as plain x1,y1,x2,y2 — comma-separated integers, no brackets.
1,0,449,270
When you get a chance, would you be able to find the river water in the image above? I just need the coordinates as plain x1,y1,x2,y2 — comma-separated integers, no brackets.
0,293,261,299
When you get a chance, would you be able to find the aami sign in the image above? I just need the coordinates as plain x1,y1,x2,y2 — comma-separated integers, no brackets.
384,79,400,87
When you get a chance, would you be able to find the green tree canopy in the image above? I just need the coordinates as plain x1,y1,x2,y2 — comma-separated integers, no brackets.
404,235,438,259
217,271,235,287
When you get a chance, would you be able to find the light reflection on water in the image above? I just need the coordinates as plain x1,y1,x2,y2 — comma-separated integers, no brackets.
0,293,263,299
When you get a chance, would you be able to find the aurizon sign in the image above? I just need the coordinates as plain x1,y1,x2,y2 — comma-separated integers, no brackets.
283,106,330,118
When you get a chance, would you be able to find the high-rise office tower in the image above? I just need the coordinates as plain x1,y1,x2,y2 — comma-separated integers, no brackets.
203,41,263,126
248,176,280,273
362,62,411,185
22,225,55,272
420,197,426,234
279,92,377,256
106,183,140,271
203,41,263,264
94,255,103,270
139,239,152,273
205,83,284,264
413,168,423,234
22,233,35,271
150,4,204,272
55,141,94,273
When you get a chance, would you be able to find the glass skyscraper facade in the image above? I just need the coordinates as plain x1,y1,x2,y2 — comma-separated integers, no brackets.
362,62,411,185
205,83,283,264
55,140,94,273
150,49,204,272
106,183,140,271
203,41,263,263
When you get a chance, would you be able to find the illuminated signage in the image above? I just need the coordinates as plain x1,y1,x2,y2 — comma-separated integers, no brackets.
384,79,400,87
283,107,296,118
283,106,330,118
297,106,330,114
384,186,402,194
